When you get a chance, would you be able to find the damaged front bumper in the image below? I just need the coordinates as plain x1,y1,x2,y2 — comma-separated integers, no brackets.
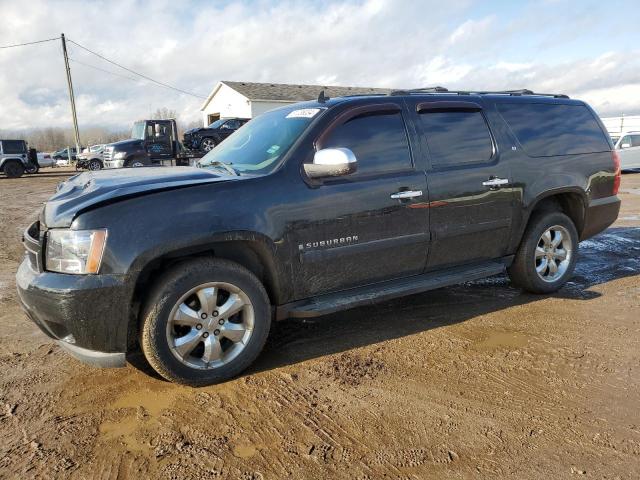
16,258,132,368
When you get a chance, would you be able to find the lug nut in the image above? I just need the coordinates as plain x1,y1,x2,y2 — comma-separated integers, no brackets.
212,311,219,317
214,329,220,336
201,313,208,319
196,324,203,330
218,319,224,325
203,332,209,338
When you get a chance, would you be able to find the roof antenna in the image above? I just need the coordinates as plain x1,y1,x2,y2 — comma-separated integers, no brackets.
318,90,328,103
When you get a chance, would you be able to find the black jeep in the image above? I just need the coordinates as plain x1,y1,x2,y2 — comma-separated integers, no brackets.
16,88,620,386
183,117,249,152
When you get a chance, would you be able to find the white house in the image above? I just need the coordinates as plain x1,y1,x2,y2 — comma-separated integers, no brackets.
200,81,390,126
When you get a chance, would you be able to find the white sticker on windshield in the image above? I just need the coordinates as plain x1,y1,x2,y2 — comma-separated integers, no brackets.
286,108,322,119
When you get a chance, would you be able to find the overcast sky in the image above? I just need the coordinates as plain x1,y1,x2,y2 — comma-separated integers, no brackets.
1,0,639,131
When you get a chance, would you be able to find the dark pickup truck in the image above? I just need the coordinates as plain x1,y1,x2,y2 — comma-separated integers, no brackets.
103,119,203,169
16,88,620,386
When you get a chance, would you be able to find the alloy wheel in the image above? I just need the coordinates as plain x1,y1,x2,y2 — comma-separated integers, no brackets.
201,138,216,152
166,282,254,370
535,225,573,282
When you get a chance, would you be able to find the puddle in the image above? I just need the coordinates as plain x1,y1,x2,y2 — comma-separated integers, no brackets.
110,388,182,417
233,444,258,458
475,331,529,350
99,416,150,454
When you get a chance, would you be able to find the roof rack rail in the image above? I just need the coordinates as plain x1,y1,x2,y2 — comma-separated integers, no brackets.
388,87,569,99
389,86,449,95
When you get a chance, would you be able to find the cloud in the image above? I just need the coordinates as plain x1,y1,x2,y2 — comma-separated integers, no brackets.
0,0,638,133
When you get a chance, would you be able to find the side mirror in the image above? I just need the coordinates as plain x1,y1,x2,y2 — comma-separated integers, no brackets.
621,143,631,149
304,148,357,179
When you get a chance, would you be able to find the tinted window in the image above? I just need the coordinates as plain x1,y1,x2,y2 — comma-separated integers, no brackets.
497,103,609,157
2,140,26,154
418,111,493,167
224,119,241,129
323,111,411,175
631,135,640,147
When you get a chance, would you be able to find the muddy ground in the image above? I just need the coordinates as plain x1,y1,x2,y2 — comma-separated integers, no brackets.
0,168,639,479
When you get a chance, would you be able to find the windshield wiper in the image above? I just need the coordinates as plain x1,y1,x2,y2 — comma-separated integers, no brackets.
206,160,240,176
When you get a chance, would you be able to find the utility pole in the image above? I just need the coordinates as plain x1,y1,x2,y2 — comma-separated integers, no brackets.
61,33,81,155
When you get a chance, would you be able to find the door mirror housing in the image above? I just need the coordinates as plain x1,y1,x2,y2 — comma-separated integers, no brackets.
621,143,631,149
304,148,357,179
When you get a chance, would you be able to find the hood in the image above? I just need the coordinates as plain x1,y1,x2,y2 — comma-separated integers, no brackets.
109,138,143,150
44,167,233,228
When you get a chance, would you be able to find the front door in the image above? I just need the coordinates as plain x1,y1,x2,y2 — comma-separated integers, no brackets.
409,98,515,270
145,121,173,161
289,102,430,298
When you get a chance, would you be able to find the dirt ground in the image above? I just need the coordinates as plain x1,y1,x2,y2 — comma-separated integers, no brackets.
0,167,639,479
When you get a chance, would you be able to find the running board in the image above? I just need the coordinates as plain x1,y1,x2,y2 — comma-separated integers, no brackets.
276,260,506,320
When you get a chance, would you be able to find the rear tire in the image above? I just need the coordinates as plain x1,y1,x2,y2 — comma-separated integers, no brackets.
140,258,271,386
507,211,578,294
26,163,39,174
3,161,24,178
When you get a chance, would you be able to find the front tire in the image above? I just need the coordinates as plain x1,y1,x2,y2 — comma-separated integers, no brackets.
507,211,578,294
200,137,216,152
140,258,271,386
88,159,102,171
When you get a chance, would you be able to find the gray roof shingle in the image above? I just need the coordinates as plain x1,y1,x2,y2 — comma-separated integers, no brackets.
221,81,392,102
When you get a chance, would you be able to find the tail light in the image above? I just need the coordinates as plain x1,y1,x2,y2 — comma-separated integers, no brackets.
612,150,621,195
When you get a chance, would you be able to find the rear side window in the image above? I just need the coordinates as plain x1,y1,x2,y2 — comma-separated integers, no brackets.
497,103,610,157
2,140,26,154
418,111,494,167
323,111,412,175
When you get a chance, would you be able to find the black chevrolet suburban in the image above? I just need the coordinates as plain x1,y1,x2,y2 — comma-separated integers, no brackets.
16,88,621,386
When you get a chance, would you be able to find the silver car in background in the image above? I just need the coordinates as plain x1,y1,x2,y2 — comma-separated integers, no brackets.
614,132,640,170
76,144,106,171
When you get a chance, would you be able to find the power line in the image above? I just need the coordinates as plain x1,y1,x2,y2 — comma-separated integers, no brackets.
67,38,207,99
0,37,60,49
69,57,141,83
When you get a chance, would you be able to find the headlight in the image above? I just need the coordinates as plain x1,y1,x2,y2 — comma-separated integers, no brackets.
45,229,107,274
113,152,126,159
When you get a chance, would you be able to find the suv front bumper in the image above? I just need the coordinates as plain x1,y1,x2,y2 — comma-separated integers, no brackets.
16,258,132,368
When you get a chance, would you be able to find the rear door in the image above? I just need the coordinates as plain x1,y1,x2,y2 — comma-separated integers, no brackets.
290,101,430,298
409,98,516,270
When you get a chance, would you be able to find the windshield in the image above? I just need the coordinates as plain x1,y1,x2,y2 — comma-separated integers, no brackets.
199,106,324,175
132,121,145,140
207,119,226,129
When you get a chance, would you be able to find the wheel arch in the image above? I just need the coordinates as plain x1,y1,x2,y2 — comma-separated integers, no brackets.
513,188,587,251
1,157,24,171
127,234,282,349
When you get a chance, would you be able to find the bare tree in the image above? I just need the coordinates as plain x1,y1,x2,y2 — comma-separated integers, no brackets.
152,107,178,120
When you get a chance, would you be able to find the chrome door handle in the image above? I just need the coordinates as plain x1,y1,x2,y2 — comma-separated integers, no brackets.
390,190,423,199
482,178,509,188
